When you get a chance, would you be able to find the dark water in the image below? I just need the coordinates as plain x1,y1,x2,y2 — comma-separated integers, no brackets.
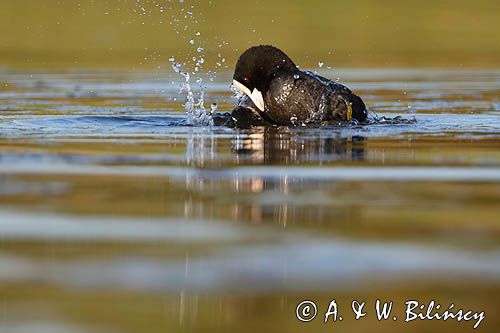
0,69,499,333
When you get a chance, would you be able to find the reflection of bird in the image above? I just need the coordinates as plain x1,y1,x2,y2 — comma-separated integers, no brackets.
228,45,368,128
229,129,367,226
232,128,366,164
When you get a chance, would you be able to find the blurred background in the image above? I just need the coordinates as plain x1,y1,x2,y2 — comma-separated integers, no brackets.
1,0,500,69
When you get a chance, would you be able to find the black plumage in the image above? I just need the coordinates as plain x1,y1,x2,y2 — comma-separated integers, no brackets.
229,45,367,128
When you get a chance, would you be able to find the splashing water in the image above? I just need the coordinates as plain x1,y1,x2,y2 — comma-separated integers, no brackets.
136,0,218,126
230,82,247,104
169,0,214,125
171,59,214,126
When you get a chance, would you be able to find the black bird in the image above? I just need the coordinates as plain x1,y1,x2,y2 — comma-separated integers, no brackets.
228,45,368,128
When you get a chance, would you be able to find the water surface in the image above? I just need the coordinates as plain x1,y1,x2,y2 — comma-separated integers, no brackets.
0,69,499,333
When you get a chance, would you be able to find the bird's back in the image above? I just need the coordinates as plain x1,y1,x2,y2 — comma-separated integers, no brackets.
265,71,367,126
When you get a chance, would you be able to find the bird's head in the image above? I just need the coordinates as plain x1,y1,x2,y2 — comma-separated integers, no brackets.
232,45,296,112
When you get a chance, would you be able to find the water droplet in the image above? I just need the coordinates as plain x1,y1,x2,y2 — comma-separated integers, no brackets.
318,61,324,68
159,0,216,126
172,62,182,73
210,103,218,114
293,74,300,79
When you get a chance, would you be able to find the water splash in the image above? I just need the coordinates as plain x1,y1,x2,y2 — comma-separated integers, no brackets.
366,110,417,125
168,1,214,125
135,0,218,126
171,59,214,126
230,83,246,102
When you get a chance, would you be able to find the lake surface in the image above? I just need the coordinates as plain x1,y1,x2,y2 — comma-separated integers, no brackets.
0,68,499,333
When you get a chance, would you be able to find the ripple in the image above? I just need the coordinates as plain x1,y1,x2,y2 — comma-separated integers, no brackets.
0,163,499,182
0,210,257,242
0,214,498,292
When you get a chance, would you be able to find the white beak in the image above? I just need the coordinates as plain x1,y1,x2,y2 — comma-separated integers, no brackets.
232,79,265,112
